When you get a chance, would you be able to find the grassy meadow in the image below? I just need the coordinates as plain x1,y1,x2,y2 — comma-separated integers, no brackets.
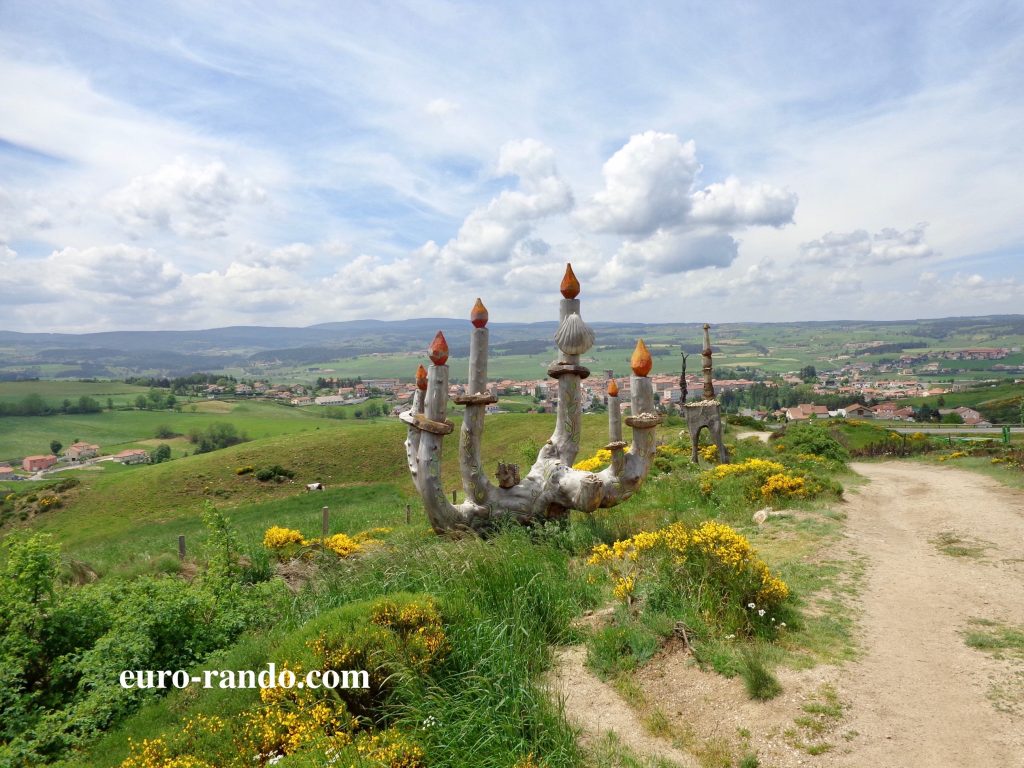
3,409,993,767
0,395,349,462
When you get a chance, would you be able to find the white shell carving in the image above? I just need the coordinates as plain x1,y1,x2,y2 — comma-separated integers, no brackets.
554,312,595,355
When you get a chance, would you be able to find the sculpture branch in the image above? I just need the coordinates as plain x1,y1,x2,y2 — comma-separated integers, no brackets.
402,263,661,534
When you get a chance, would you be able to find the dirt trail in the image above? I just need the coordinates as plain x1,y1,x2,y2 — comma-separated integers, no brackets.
548,645,697,767
737,430,771,443
550,461,1024,767
833,461,1024,766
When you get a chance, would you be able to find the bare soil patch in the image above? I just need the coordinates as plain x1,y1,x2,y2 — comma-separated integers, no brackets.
551,461,1024,767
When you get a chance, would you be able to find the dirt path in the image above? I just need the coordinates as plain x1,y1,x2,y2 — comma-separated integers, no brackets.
737,430,771,443
548,646,697,767
549,461,1024,767
833,461,1024,766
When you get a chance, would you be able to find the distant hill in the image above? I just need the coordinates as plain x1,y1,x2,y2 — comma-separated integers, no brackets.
1,314,1022,379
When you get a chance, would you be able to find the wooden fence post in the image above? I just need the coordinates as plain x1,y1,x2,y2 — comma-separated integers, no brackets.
452,489,457,504
405,504,411,524
178,535,186,561
321,506,329,538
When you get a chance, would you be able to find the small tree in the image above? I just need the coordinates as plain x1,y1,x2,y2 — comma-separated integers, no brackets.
49,440,62,456
150,444,172,464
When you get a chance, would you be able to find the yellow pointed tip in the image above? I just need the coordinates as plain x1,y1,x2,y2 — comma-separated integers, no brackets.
607,378,619,397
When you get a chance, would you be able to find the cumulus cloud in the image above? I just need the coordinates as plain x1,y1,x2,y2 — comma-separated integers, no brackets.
47,245,183,298
575,131,700,237
614,230,739,275
689,176,797,228
107,159,265,239
577,132,799,239
800,223,934,265
433,138,573,270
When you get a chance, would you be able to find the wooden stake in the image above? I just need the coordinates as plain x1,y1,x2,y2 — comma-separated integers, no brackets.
177,535,186,561
405,504,411,524
452,489,457,503
321,506,329,538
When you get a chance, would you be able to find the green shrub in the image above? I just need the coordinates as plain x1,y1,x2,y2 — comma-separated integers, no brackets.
255,465,295,483
772,422,849,462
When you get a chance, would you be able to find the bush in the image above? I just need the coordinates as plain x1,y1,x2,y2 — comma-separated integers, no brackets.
727,414,766,431
588,521,791,640
771,422,849,462
254,465,294,483
0,520,288,764
188,423,248,454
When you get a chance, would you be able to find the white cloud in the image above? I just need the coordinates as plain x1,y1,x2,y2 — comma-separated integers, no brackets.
47,245,183,298
575,131,700,237
107,159,266,239
613,230,739,275
800,223,935,265
689,176,797,228
434,139,573,271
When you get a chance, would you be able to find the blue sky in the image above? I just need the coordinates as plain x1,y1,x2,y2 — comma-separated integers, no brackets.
1,0,1022,332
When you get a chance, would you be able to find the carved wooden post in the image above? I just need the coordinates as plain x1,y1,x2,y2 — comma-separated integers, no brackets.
702,323,715,400
685,324,728,464
400,263,662,534
606,378,626,475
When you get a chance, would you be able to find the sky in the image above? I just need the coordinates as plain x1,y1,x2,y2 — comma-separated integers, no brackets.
1,0,1023,333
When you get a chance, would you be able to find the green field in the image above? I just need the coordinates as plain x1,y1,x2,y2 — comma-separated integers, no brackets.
12,411,642,562
0,379,154,406
0,398,350,463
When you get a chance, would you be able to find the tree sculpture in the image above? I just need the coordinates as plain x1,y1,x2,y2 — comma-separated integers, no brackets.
402,264,663,534
682,323,728,463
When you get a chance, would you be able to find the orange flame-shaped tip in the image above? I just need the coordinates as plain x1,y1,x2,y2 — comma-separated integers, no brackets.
470,297,489,328
560,262,580,299
607,378,619,397
428,331,449,366
631,339,653,377
415,364,428,391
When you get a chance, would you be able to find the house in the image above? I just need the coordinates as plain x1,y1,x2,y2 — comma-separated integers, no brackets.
842,404,873,418
113,449,150,465
786,404,830,421
364,378,399,393
290,396,314,406
22,455,57,472
954,406,983,422
314,395,348,406
0,465,16,480
65,442,100,461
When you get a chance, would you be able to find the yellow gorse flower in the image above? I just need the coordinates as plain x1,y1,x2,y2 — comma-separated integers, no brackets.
572,448,613,472
588,520,790,613
262,526,304,549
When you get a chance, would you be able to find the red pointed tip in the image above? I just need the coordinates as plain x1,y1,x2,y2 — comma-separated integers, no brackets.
607,378,619,397
415,364,428,391
560,263,580,299
470,297,489,328
428,331,449,365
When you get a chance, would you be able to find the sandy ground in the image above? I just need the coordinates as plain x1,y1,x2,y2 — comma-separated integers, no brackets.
550,461,1024,767
737,430,772,443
